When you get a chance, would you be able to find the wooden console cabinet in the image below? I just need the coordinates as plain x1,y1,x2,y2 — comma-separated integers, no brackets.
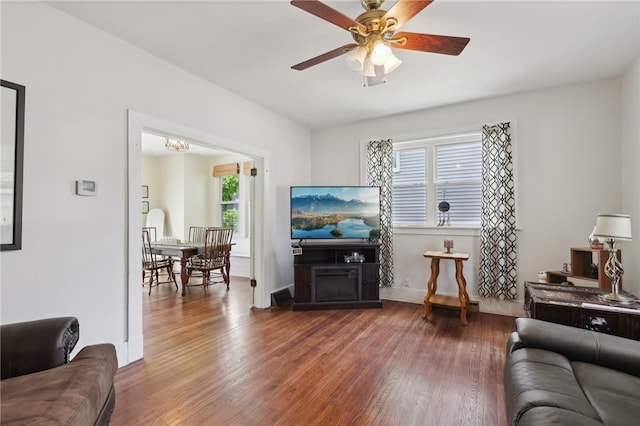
524,282,640,341
292,242,382,310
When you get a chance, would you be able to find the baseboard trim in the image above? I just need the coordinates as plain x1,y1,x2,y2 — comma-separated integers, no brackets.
380,286,523,317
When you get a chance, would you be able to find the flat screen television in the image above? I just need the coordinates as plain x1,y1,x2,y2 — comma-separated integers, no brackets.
290,186,380,240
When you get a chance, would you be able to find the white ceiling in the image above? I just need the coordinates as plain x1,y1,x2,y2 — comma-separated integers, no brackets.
47,0,639,130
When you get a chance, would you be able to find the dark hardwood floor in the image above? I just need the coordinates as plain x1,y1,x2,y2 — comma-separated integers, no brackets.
111,277,517,425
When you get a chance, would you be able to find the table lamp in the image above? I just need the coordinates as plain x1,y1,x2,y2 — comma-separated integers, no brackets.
592,213,634,304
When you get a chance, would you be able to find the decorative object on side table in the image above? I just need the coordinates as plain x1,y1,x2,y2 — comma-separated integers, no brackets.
592,213,634,304
444,238,454,254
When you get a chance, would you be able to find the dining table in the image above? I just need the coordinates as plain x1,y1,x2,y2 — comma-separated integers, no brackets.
150,242,201,296
150,241,234,296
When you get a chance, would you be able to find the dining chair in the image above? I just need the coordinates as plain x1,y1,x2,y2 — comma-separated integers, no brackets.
142,227,157,282
142,228,178,295
142,226,167,282
188,226,207,244
185,226,208,279
186,227,233,294
142,226,157,242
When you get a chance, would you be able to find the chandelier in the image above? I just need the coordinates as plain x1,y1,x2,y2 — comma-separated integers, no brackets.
164,138,189,152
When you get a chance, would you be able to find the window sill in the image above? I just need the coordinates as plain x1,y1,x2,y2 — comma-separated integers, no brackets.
393,226,480,237
393,225,522,236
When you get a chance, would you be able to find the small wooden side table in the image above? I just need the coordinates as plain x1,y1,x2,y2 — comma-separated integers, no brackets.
423,251,471,325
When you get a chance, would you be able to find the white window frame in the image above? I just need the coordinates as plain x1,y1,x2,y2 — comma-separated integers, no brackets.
359,123,518,233
392,131,483,228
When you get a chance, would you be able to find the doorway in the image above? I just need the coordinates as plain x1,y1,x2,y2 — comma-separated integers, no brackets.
126,110,268,364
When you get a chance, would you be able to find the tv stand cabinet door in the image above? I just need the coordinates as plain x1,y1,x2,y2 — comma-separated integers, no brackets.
361,264,379,300
294,266,312,303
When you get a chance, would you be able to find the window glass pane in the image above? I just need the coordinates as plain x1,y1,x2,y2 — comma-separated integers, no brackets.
220,175,239,231
393,148,426,185
436,142,482,182
393,186,426,224
436,185,481,225
221,175,239,202
221,204,239,230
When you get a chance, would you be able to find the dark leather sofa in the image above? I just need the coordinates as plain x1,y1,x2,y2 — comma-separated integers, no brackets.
504,317,640,426
1,317,118,425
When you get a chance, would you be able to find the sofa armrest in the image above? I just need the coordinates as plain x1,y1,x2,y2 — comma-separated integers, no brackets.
1,316,79,379
506,331,525,354
513,317,640,377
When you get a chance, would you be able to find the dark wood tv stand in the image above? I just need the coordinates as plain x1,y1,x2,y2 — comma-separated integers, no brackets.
292,241,382,311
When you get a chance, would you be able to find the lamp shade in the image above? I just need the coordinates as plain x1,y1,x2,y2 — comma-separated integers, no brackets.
370,40,392,66
361,56,377,77
346,46,367,72
592,214,632,241
383,53,402,74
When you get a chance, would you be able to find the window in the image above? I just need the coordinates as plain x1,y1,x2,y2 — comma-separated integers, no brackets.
220,174,239,231
392,132,482,227
213,162,241,232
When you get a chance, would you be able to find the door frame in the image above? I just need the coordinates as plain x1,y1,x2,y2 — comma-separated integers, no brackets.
126,110,268,363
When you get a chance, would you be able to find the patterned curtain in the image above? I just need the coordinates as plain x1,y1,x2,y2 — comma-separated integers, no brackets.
366,139,394,287
478,123,518,299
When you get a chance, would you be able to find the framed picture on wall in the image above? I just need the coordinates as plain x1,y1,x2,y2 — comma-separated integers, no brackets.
1,80,25,251
142,185,149,198
142,201,149,214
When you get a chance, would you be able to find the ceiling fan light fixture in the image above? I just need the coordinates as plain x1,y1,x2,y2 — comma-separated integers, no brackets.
370,39,392,66
165,138,189,152
364,65,387,87
383,53,402,74
290,0,470,86
360,56,377,77
346,46,368,72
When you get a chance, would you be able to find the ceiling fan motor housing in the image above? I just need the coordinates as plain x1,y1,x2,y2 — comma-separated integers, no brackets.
351,9,393,45
362,0,385,11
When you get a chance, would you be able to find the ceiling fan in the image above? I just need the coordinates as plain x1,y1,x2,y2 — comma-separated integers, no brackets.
290,0,470,86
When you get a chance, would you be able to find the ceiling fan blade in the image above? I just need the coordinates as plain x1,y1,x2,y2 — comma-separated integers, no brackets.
291,44,359,71
383,0,434,30
393,32,470,56
291,0,366,33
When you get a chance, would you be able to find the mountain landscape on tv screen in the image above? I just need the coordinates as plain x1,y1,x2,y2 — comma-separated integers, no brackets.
291,192,380,239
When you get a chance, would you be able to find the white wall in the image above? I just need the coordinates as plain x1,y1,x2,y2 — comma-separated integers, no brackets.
182,154,210,239
0,2,310,365
158,154,185,238
141,155,158,230
311,77,635,316
621,58,640,298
